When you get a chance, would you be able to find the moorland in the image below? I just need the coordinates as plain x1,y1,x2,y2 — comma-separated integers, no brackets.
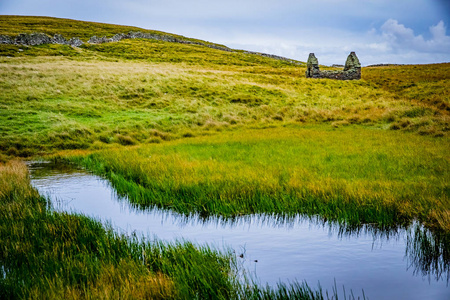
0,15,449,299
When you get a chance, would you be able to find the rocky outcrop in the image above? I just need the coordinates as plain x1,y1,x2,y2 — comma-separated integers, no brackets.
0,31,236,52
0,31,304,64
0,33,83,47
0,35,13,44
306,52,361,80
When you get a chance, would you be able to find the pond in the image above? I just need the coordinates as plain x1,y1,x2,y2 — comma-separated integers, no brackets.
27,161,449,299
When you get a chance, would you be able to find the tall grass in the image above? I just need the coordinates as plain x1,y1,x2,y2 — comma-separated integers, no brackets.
67,126,449,231
2,16,448,298
1,161,353,299
0,160,236,299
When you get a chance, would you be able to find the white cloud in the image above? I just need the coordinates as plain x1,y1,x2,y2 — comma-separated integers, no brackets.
378,19,450,54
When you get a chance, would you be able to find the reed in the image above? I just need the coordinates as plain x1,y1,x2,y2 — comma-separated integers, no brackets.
1,16,448,297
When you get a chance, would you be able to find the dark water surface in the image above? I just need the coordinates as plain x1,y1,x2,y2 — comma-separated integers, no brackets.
27,161,449,300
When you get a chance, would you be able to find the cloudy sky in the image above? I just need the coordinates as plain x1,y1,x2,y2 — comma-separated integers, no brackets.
1,0,449,65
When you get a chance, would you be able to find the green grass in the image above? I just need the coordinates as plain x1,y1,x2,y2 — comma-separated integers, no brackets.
0,15,228,48
66,126,449,231
1,54,448,159
1,160,350,299
0,160,237,299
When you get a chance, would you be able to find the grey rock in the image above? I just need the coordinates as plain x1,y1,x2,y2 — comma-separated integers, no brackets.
52,34,67,44
0,34,13,44
0,30,303,65
68,37,83,47
15,33,52,45
88,35,113,44
111,33,128,42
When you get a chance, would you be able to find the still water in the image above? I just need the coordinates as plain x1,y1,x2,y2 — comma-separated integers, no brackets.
27,161,449,299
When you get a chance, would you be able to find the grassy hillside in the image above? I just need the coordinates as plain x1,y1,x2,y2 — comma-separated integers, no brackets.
1,15,448,221
0,15,227,47
1,54,448,159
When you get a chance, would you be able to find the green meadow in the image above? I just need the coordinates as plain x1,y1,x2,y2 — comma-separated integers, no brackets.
1,15,449,298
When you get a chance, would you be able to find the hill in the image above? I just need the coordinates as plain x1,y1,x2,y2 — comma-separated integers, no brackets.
0,16,448,157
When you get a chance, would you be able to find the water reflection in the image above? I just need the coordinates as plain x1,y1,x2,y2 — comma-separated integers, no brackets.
406,225,450,282
27,161,449,299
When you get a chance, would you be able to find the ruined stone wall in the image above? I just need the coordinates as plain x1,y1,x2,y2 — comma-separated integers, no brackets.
0,33,83,47
0,31,234,52
0,32,304,65
305,52,361,80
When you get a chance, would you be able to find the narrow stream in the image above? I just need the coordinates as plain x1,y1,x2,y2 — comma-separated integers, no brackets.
27,161,449,299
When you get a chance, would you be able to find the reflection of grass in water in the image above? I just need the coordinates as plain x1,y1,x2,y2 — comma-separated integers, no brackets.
3,160,446,299
2,160,367,299
407,224,450,282
68,126,449,231
0,161,229,299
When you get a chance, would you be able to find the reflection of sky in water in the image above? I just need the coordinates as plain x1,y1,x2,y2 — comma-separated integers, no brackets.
28,162,449,300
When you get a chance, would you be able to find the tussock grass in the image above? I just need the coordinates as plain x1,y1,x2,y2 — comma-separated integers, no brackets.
0,16,450,299
1,16,448,297
1,17,448,160
1,55,447,158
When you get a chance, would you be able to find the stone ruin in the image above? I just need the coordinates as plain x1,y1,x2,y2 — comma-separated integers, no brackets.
305,52,361,80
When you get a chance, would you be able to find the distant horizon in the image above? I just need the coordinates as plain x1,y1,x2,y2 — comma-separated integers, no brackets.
1,0,449,65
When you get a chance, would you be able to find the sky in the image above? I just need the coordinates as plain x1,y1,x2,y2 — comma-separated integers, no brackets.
1,0,449,65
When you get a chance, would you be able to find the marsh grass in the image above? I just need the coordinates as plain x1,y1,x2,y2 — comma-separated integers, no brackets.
0,161,237,299
66,126,449,231
2,15,448,298
1,19,448,159
2,17,449,161
1,160,352,299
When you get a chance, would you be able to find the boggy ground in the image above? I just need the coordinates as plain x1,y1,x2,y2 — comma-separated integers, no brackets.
0,15,449,299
